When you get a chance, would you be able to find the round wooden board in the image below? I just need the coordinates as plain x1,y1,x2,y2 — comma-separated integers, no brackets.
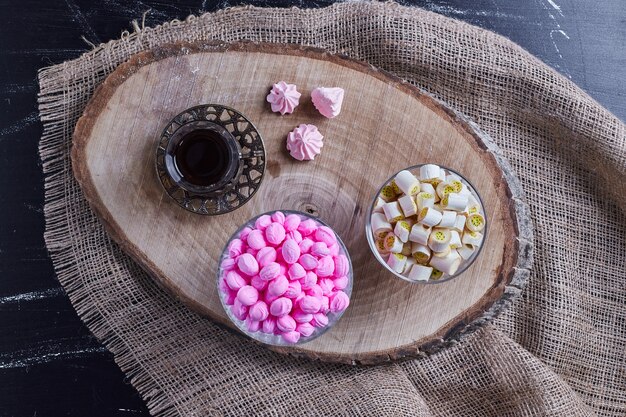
72,42,532,365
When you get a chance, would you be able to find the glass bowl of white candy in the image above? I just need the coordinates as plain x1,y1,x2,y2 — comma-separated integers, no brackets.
366,164,487,283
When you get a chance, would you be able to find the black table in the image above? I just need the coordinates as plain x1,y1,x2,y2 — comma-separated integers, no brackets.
1,1,624,415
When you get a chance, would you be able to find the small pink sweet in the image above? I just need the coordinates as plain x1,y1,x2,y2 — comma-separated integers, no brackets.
299,295,322,314
292,310,313,324
319,296,330,314
237,253,259,276
250,275,268,291
281,239,301,264
220,258,236,271
232,299,248,321
262,317,276,334
315,255,335,277
310,242,330,257
246,319,261,332
298,238,314,254
236,285,259,306
333,276,349,290
301,271,318,289
311,312,329,328
246,229,266,251
330,291,350,313
245,248,258,257
269,297,292,317
328,244,340,257
296,322,315,337
288,263,306,281
266,81,301,115
224,290,237,306
295,292,306,305
277,315,297,333
254,214,272,230
271,211,286,224
267,275,289,297
265,222,286,246
256,246,277,268
284,280,302,299
299,254,318,271
239,226,253,240
315,226,337,246
306,284,323,299
284,214,301,232
318,278,334,296
259,262,281,281
282,330,301,344
286,124,323,161
297,219,317,236
264,292,280,305
227,238,244,258
311,87,344,119
333,255,349,277
287,230,303,243
248,301,269,322
225,270,247,291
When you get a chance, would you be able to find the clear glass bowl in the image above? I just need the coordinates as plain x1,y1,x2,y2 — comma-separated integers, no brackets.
217,210,353,346
365,164,487,284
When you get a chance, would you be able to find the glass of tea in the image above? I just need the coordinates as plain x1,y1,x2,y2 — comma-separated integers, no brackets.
164,120,242,195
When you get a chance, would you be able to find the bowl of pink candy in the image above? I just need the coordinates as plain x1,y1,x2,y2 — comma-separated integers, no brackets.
217,210,353,345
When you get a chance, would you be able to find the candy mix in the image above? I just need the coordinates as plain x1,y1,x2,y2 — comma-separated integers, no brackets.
370,164,486,282
219,212,351,344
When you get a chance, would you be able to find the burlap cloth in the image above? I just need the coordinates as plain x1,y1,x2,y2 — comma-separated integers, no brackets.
38,2,626,416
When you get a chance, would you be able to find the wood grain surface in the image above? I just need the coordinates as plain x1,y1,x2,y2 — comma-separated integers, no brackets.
71,42,521,364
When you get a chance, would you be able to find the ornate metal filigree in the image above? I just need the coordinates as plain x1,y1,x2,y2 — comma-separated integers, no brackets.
156,104,266,215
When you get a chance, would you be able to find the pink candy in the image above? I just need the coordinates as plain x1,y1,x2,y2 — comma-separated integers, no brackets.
219,212,351,344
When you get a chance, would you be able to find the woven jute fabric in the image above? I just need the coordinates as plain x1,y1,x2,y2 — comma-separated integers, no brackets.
38,2,625,416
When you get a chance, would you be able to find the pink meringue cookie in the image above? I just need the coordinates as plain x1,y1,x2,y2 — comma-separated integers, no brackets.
287,230,303,243
259,262,281,281
301,271,318,289
299,254,319,271
254,215,272,231
271,211,286,224
231,301,248,321
311,87,344,118
220,258,236,271
306,284,323,299
265,222,286,246
328,244,340,257
330,291,350,313
276,315,297,333
311,312,329,328
333,275,349,290
282,330,301,344
267,275,289,297
315,226,337,246
246,318,261,332
298,238,315,254
239,226,253,240
224,290,237,306
246,229,267,251
237,253,259,276
236,285,259,306
299,295,322,314
333,255,350,277
281,239,301,264
297,219,317,236
310,242,330,257
225,270,247,291
270,297,293,317
284,280,302,299
250,275,268,291
288,263,306,281
256,246,277,268
286,124,323,161
318,278,335,296
296,322,315,337
319,295,330,314
315,255,335,277
266,81,301,115
284,214,301,232
227,238,244,258
292,310,313,324
248,301,269,322
261,317,276,334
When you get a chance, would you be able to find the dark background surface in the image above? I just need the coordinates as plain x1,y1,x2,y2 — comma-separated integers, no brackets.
0,0,624,415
